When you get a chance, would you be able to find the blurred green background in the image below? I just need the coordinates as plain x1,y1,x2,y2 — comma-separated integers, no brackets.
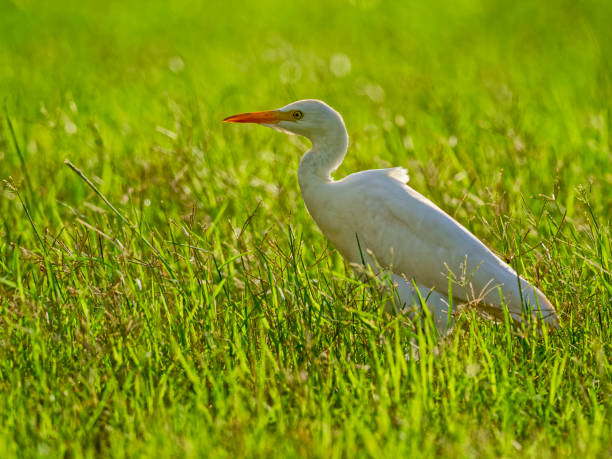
2,0,611,219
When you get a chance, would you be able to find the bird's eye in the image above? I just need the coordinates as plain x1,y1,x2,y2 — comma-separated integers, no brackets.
292,110,304,120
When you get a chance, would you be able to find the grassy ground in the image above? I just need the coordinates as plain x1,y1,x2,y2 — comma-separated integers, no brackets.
1,0,611,456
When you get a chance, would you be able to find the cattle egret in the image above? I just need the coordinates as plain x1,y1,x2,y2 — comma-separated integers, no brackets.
224,100,559,335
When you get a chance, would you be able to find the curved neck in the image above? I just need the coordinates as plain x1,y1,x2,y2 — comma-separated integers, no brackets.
297,122,349,186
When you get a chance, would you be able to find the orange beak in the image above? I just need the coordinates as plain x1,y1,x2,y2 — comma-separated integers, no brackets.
223,110,283,124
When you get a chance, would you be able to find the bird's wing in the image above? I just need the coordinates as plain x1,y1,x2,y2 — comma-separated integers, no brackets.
334,168,556,323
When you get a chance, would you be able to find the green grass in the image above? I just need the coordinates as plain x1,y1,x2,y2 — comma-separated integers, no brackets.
1,0,611,456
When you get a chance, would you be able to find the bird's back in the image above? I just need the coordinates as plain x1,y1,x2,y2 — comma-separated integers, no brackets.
303,167,557,325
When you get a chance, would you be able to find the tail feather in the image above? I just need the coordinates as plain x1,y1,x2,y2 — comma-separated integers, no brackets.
486,275,560,328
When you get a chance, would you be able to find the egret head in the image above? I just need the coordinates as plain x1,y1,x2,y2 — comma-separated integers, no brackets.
224,99,345,140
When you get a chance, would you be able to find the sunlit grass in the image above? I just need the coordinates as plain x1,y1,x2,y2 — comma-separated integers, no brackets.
1,0,611,457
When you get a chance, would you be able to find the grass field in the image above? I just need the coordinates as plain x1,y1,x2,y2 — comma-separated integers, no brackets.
1,0,611,457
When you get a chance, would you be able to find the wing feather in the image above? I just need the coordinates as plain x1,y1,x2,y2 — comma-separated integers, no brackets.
329,169,557,325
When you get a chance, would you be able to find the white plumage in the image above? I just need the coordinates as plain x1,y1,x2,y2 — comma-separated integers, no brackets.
225,99,559,335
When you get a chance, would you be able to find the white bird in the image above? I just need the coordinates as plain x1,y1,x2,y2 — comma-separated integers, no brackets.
224,99,559,335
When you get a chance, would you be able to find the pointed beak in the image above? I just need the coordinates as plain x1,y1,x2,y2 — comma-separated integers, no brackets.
223,110,283,124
